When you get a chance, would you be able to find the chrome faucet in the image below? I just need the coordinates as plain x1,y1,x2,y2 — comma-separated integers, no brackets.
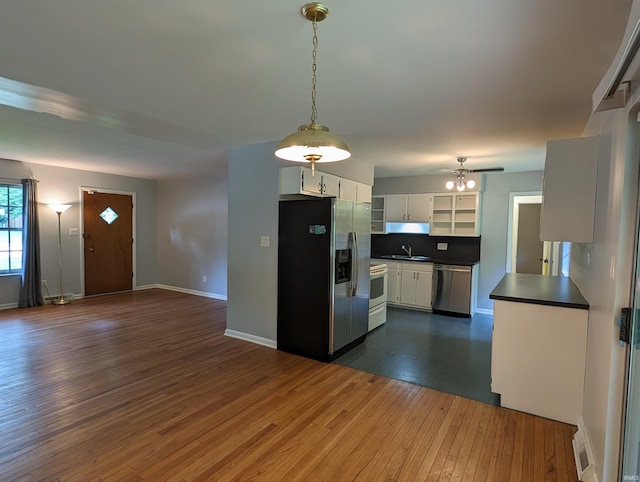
402,244,412,257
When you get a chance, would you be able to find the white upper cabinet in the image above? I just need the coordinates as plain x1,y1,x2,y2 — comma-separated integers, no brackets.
280,166,323,196
371,196,385,233
279,166,372,202
338,178,357,201
320,172,340,197
356,183,372,203
540,136,599,242
385,194,431,222
430,193,480,236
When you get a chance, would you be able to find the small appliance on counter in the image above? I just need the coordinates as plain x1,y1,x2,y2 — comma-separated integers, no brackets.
277,198,371,362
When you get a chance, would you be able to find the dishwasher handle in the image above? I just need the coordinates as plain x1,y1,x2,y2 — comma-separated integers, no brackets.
433,264,472,273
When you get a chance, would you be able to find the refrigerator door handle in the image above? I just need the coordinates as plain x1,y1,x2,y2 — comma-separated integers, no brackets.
351,231,358,297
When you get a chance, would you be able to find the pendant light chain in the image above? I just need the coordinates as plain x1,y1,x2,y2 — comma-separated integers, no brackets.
310,19,319,125
274,4,351,166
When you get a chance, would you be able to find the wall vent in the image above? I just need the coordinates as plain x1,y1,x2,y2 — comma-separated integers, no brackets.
572,422,596,481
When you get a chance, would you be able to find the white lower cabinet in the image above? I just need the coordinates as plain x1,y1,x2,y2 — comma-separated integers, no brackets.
386,262,400,304
491,300,587,424
399,263,433,309
384,260,433,310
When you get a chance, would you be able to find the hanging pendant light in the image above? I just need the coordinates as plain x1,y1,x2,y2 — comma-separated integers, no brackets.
275,3,351,174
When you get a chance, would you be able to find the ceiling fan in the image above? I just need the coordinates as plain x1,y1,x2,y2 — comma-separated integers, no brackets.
445,157,504,191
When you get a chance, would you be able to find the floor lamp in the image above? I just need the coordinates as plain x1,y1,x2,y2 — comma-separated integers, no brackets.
48,204,72,305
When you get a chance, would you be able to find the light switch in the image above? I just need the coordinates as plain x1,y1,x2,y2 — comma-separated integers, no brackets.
69,227,79,236
260,236,270,247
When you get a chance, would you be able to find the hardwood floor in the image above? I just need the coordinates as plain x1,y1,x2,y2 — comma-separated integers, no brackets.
0,289,578,481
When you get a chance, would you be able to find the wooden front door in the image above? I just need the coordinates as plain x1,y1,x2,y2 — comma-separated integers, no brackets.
83,191,133,296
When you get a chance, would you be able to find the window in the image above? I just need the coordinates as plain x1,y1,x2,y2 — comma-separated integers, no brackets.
0,184,23,274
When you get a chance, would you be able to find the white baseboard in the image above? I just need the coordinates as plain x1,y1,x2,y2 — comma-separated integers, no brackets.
224,329,277,349
152,284,227,301
0,302,18,310
474,307,494,316
134,284,157,291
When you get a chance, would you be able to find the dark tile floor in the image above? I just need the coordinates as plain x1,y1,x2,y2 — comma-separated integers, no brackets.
335,307,500,406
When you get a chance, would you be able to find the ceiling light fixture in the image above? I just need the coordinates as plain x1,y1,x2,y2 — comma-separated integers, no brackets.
275,3,350,174
446,157,476,192
445,172,476,192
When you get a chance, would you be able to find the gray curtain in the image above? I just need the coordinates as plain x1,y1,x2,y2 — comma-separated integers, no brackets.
19,178,44,307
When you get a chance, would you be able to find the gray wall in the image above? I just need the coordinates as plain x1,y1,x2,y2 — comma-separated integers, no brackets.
226,141,374,343
477,171,543,310
0,158,157,307
374,170,544,311
372,172,483,194
157,156,228,298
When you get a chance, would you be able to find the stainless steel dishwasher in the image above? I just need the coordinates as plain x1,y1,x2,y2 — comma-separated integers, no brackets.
432,264,472,316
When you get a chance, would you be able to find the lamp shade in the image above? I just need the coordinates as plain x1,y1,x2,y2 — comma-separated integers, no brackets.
275,124,351,163
48,204,72,214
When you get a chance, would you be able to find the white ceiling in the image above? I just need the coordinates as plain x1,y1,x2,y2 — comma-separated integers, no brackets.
0,1,632,180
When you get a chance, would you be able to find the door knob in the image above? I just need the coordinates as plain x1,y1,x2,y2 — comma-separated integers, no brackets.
89,248,94,252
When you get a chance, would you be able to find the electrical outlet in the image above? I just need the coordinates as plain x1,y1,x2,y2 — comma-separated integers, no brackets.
260,236,270,247
437,243,448,251
42,280,47,286
202,275,207,283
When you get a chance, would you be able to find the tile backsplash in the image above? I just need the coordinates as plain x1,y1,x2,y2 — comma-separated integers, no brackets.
371,233,480,263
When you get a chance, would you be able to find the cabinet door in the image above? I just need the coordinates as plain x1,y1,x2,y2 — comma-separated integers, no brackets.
338,178,357,201
415,270,432,308
400,270,417,305
406,194,431,222
321,173,340,197
540,136,598,242
356,183,372,203
300,167,323,195
387,267,400,304
386,195,408,222
280,166,317,196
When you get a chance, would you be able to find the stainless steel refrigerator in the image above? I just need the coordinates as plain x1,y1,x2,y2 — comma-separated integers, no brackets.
278,197,371,362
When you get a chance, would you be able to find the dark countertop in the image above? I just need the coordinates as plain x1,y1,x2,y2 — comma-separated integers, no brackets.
489,273,589,310
372,255,479,266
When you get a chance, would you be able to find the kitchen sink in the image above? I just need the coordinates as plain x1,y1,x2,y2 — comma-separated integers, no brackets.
379,254,431,261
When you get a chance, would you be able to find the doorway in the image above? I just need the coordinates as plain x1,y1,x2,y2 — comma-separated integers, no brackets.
507,193,566,276
82,189,135,296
